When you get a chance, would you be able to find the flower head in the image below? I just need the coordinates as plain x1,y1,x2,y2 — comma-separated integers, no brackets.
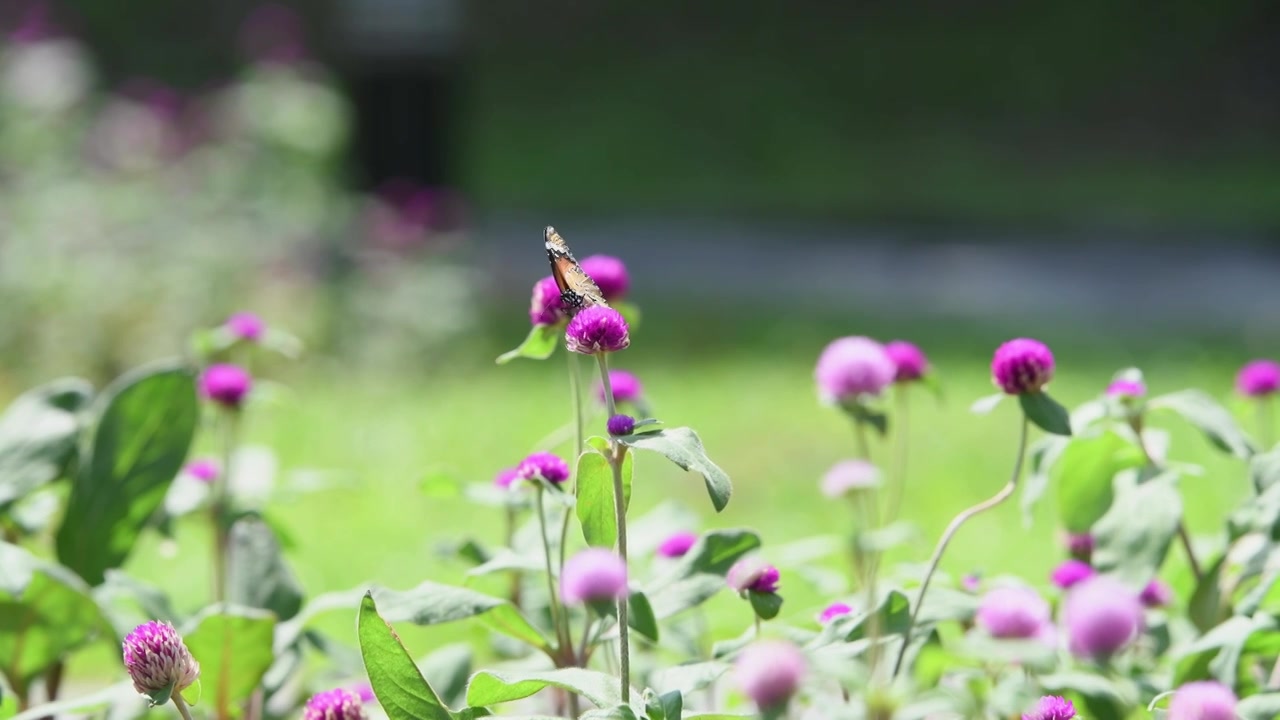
607,414,635,436
735,641,806,710
122,621,200,697
728,557,780,594
580,255,630,301
1105,379,1146,399
820,459,882,498
819,602,853,623
224,312,265,341
1237,359,1280,398
962,573,982,593
1065,532,1095,560
199,363,252,408
565,306,630,355
975,586,1050,639
493,467,519,489
1064,575,1143,659
1022,695,1076,720
1140,578,1172,608
814,336,896,403
597,370,643,405
304,688,369,720
183,458,219,483
515,452,570,485
529,275,568,326
885,340,929,382
560,548,628,604
1167,681,1237,720
657,531,698,558
350,683,376,703
1050,559,1096,589
991,338,1055,395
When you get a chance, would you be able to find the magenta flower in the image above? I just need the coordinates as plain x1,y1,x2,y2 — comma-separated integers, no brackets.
1022,695,1076,720
991,338,1055,395
303,688,369,720
224,312,265,341
657,531,698,558
596,369,643,405
565,306,630,355
1105,379,1146,399
493,467,519,489
728,557,780,594
734,641,806,710
819,602,853,623
350,683,376,703
1049,559,1095,589
820,459,882,498
1237,359,1280,398
1064,575,1143,659
122,621,200,697
975,586,1050,639
561,548,628,604
607,414,635,436
814,337,896,403
183,458,219,483
962,573,982,593
1167,681,1237,720
1065,532,1095,560
529,276,568,326
515,452,570,485
885,340,929,382
199,363,252,408
580,255,630,301
1140,578,1172,608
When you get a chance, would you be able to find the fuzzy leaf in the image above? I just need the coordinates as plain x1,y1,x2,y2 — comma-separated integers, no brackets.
618,428,731,512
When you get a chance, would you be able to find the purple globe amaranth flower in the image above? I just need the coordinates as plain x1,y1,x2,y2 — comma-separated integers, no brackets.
515,452,570,485
122,621,200,697
1167,681,1237,720
814,336,896,403
579,255,630,301
1022,695,1076,720
1050,559,1096,589
734,640,806,710
975,585,1051,639
1237,359,1280,398
199,363,252,408
224,312,265,341
304,688,369,720
350,683,376,703
607,414,635,436
493,467,519,489
885,340,929,382
560,548,628,604
962,573,982,593
991,338,1055,395
1064,575,1143,659
1105,379,1146,399
529,275,568,326
565,306,630,355
819,602,853,623
1065,532,1095,561
597,369,643,405
183,458,219,483
728,557,780,594
1140,578,1173,608
820,459,882,498
657,531,698,558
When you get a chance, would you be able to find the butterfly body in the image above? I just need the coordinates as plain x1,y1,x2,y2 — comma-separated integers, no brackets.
545,226,607,314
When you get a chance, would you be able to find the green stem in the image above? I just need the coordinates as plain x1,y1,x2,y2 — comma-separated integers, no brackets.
535,486,571,659
891,417,1030,679
557,352,588,591
213,409,240,604
1132,420,1202,582
173,695,196,720
595,353,630,703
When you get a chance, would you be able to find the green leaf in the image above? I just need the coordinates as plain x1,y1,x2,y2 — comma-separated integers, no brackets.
583,707,639,720
841,402,888,437
586,436,633,512
647,662,729,698
645,689,682,720
1188,556,1228,633
55,363,198,585
618,427,731,512
1173,614,1277,686
0,543,108,685
226,516,304,621
577,451,619,547
497,325,560,365
1238,694,1280,720
1020,435,1070,526
1018,392,1072,436
1054,430,1145,533
808,589,911,648
0,378,92,509
418,643,473,711
7,681,138,720
358,593,453,720
646,529,762,619
465,668,630,709
372,581,552,653
628,590,659,642
1149,389,1255,459
970,393,1004,414
183,605,276,716
1091,474,1183,589
1252,445,1280,493
747,591,783,620
92,570,180,640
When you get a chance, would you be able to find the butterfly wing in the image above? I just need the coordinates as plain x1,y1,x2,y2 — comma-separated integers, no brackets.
545,226,607,313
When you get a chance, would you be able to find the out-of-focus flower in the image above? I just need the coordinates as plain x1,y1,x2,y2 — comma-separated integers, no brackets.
303,688,368,720
529,276,568,327
199,364,252,408
607,414,635,436
962,573,982,593
597,369,643,405
515,452,570,485
1050,559,1095,589
728,557,780,594
820,459,882,498
884,340,929,382
657,531,698,558
493,467,519,490
734,641,806,710
1022,695,1076,720
2,38,92,113
350,683,376,703
1065,532,1095,560
1140,578,1172,608
1064,575,1143,659
819,602,853,623
122,621,200,697
238,2,307,65
991,338,1055,395
183,458,220,483
1167,681,1237,720
814,337,895,403
975,586,1050,639
1105,379,1146,399
560,549,628,604
565,306,630,355
580,255,629,301
225,312,265,341
1237,359,1280,398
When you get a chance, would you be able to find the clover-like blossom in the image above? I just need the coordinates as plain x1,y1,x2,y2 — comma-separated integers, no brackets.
734,641,806,710
1237,359,1280,398
493,467,519,489
991,338,1055,395
657,531,698,558
1022,695,1076,720
122,621,200,697
529,275,568,326
1167,681,1237,720
1105,379,1146,399
565,306,630,355
303,688,369,720
560,548,628,604
814,336,896,403
728,557,780,594
515,452,570,485
1064,575,1143,659
1140,578,1172,608
819,602,853,623
1049,559,1095,589
607,414,635,436
596,369,643,405
580,255,630,301
975,585,1050,639
199,363,252,408
820,459,882,498
225,312,265,341
1065,532,1095,559
183,458,219,483
885,340,928,382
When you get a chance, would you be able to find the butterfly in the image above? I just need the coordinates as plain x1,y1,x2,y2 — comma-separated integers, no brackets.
545,226,607,315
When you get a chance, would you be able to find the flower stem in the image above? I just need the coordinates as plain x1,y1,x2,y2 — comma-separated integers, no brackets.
173,695,196,720
557,353,587,586
213,409,240,604
535,486,571,660
891,416,1030,679
595,352,630,703
1131,419,1202,581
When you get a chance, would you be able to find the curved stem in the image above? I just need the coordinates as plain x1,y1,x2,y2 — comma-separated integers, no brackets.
535,487,570,658
172,695,196,720
891,417,1029,679
1132,420,1202,581
595,353,630,702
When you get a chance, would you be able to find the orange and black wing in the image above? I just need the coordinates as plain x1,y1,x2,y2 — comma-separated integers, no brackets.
545,226,607,313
